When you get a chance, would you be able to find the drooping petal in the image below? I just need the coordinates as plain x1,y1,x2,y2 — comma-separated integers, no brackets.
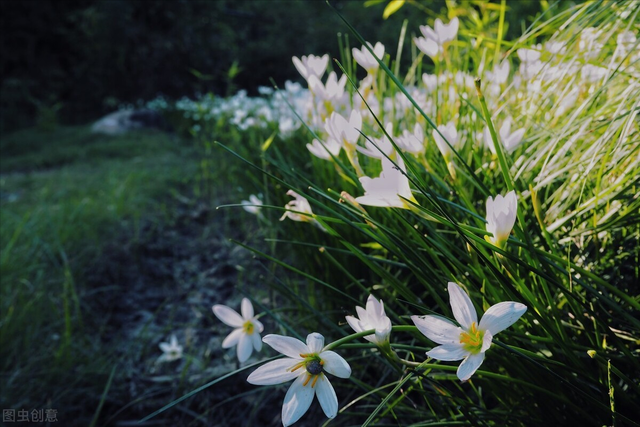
237,332,253,362
221,328,243,349
212,304,244,328
479,301,527,335
252,331,263,352
448,282,478,329
282,374,316,426
263,334,308,359
315,375,338,419
306,333,325,353
247,359,301,385
241,298,254,320
426,343,468,361
457,352,485,381
411,314,462,345
320,351,352,378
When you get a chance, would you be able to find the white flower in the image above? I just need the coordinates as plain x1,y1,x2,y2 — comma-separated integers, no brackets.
308,72,347,102
280,190,325,231
415,17,458,59
307,138,341,160
346,295,392,345
157,334,183,363
242,194,263,216
414,36,440,59
325,110,362,150
422,73,438,92
247,333,351,426
292,54,329,82
357,122,394,159
483,117,525,154
485,190,518,248
432,121,459,160
486,61,510,85
212,298,264,363
356,156,416,209
411,282,527,381
352,42,385,73
396,123,425,154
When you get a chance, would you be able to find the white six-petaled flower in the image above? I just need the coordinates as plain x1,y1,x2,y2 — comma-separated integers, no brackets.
247,333,351,427
352,42,385,74
157,334,183,363
212,298,264,363
346,294,392,345
485,190,518,248
355,155,417,209
412,282,527,381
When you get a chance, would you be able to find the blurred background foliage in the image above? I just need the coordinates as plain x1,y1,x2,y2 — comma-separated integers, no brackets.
0,0,554,134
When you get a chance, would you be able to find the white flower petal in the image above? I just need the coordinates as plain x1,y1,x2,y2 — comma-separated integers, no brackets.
315,375,338,419
252,331,263,352
320,351,351,378
159,342,172,353
481,330,493,353
247,359,300,385
479,301,527,335
222,328,243,349
411,314,463,345
426,343,468,361
241,298,254,319
457,352,485,381
306,333,325,353
448,282,478,329
345,315,364,334
253,318,264,333
263,334,308,359
237,332,253,362
282,374,315,426
213,304,244,328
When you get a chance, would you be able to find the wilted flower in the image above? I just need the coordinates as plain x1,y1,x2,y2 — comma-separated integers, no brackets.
292,54,329,82
485,190,518,248
484,117,525,154
356,156,416,209
241,194,263,216
157,334,183,363
346,294,392,345
412,282,527,381
352,42,385,74
213,298,264,363
247,333,351,426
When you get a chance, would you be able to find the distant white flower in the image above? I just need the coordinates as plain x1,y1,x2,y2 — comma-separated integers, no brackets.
241,194,263,216
616,30,636,56
415,17,458,59
578,28,604,59
485,190,518,248
247,333,351,426
158,334,183,363
213,298,264,363
581,64,607,83
432,121,459,160
484,117,525,154
308,72,347,102
414,36,440,59
396,123,425,154
346,295,392,345
356,156,416,209
307,138,341,160
516,46,541,63
422,73,438,92
486,61,510,85
352,42,385,73
292,54,329,82
412,282,527,381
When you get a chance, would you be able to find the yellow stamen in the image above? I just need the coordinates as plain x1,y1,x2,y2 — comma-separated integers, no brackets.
459,322,484,354
303,374,312,387
287,361,306,372
311,374,320,388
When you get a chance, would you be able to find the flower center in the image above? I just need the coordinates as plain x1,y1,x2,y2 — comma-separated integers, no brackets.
459,322,484,354
243,321,254,334
286,353,325,388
